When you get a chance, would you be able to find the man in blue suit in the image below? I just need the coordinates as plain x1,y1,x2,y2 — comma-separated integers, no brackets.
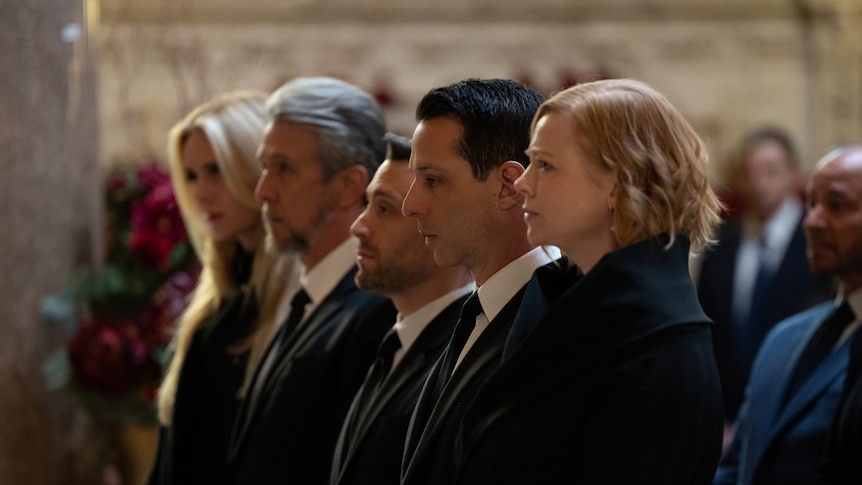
714,144,862,485
813,144,862,484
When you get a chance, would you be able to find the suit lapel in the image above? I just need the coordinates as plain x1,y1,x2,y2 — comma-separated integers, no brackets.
228,268,355,463
335,296,465,485
402,289,524,482
770,345,850,438
747,304,840,466
749,321,815,449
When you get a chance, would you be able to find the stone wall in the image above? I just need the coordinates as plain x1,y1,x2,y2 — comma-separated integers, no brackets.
96,0,861,178
0,0,102,482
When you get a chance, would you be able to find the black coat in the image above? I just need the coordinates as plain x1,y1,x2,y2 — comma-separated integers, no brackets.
457,236,725,484
226,266,396,485
147,251,257,485
330,295,467,485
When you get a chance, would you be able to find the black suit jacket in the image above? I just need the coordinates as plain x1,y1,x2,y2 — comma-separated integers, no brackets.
697,215,834,420
226,266,396,485
330,295,467,485
400,287,526,485
457,237,724,484
817,329,862,484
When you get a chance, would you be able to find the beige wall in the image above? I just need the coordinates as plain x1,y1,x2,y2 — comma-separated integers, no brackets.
95,0,861,181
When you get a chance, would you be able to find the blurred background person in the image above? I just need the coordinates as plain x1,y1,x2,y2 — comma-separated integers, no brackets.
716,144,862,485
696,126,835,431
147,91,299,485
330,133,473,485
457,78,725,484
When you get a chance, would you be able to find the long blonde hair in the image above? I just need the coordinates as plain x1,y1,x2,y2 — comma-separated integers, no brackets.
158,91,298,426
533,79,723,253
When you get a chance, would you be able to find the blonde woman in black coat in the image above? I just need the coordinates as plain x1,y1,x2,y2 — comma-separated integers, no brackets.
147,91,299,485
456,79,725,484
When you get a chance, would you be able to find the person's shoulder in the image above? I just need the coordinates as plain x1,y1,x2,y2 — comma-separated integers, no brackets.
765,301,834,340
344,287,396,320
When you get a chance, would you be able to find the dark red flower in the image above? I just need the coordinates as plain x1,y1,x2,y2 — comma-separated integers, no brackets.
56,161,200,421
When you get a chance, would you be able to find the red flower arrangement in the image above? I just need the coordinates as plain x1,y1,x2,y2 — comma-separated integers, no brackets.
43,161,200,424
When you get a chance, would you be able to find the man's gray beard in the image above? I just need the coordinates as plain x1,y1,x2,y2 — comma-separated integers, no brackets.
263,220,309,256
261,194,334,257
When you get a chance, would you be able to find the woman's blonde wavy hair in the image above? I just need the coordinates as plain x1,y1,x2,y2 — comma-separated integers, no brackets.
158,90,298,426
532,79,723,254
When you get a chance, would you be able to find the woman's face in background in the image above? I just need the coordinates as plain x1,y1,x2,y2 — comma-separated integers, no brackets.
181,130,262,251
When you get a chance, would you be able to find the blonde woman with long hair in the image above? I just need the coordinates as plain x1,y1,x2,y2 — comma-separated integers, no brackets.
147,91,298,485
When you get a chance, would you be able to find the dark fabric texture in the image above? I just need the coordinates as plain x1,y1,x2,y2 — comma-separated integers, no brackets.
457,236,725,485
225,265,396,485
147,247,257,485
816,312,862,485
331,295,466,485
400,286,528,485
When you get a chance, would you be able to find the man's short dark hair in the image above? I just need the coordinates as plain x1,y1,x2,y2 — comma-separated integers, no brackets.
415,78,544,181
384,132,411,162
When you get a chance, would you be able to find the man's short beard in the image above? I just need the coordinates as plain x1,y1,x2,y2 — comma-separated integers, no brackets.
263,218,309,255
356,262,428,296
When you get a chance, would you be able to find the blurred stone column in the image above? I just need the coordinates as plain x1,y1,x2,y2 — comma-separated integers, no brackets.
0,0,102,483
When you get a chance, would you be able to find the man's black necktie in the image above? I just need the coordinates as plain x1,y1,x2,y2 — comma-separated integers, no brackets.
242,288,310,424
747,233,773,325
271,288,311,353
364,329,403,396
342,328,402,450
436,292,482,394
785,301,855,400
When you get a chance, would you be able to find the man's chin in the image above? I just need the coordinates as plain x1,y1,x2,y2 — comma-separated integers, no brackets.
265,233,303,255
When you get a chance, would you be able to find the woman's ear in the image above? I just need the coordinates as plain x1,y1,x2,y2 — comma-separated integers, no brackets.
607,180,619,210
498,160,526,210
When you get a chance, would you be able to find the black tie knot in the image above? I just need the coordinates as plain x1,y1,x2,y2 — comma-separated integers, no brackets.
436,292,482,393
278,288,311,343
290,288,311,314
459,292,483,324
828,301,855,332
378,329,402,360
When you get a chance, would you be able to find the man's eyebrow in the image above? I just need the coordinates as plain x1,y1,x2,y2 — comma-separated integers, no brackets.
368,187,401,202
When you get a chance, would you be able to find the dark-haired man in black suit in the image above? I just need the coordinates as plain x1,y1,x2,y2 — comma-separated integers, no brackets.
330,133,474,485
399,78,553,485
